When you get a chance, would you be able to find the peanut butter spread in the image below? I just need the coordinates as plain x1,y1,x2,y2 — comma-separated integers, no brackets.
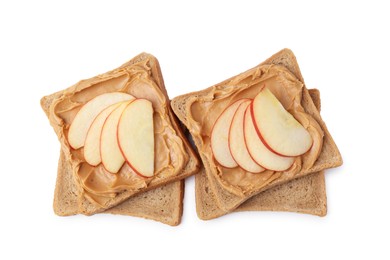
49,58,189,206
186,64,324,196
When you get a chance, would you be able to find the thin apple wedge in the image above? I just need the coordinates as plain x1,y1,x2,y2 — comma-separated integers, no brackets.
118,99,154,178
211,99,247,168
244,106,295,171
251,87,312,156
68,92,135,149
84,103,122,166
101,101,133,173
229,100,265,173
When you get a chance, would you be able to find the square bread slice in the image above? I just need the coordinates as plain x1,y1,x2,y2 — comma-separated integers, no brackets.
196,168,326,220
55,150,184,226
171,49,342,212
195,89,327,220
41,53,200,216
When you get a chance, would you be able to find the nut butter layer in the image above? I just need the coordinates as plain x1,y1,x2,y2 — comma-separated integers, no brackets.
171,48,342,212
42,53,199,214
183,64,323,196
195,88,327,220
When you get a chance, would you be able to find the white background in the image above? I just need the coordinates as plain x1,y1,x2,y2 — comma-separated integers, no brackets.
1,1,389,259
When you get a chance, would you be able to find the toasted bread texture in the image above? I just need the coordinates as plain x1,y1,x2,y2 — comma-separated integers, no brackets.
171,49,342,212
54,150,184,225
195,89,327,220
41,53,199,220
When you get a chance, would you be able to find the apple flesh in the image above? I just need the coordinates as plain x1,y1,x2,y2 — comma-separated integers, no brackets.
118,99,154,178
68,92,135,149
100,101,133,173
229,100,265,173
84,103,122,166
251,87,312,156
244,106,295,171
211,99,247,168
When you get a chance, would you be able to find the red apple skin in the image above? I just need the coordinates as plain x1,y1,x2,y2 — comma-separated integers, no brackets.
210,99,247,168
117,99,153,179
228,98,250,168
84,103,122,167
211,156,236,169
250,87,313,157
228,99,265,173
243,105,269,171
99,100,134,174
123,158,150,179
250,102,290,157
124,161,149,179
250,101,314,157
100,108,117,174
68,92,135,149
243,105,295,171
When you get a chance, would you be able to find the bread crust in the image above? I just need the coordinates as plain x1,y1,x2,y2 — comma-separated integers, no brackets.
171,49,342,213
41,53,199,223
195,89,327,220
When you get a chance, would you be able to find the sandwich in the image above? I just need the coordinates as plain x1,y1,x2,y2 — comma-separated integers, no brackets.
171,49,342,215
195,89,327,219
41,53,199,224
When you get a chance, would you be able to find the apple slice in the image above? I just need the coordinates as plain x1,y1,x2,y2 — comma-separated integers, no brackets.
68,92,135,149
229,100,265,173
100,101,133,173
84,103,122,166
118,99,154,178
244,106,295,171
251,87,312,156
211,99,247,168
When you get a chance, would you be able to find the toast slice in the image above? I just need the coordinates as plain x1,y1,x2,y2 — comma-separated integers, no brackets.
41,53,199,216
171,49,342,212
42,85,186,226
195,89,327,220
55,149,184,225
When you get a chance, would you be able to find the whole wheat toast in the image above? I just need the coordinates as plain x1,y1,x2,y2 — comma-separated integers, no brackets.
55,150,184,225
41,53,199,217
171,49,342,212
195,89,327,220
